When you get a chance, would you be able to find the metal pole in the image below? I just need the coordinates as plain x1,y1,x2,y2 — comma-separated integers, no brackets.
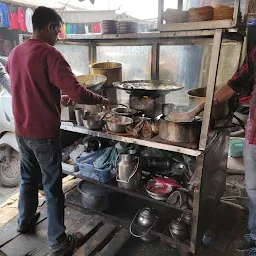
199,29,222,150
178,0,183,10
232,0,240,27
190,153,204,254
157,0,164,31
151,43,159,80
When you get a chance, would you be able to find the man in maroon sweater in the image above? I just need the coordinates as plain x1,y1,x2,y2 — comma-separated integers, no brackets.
7,6,109,256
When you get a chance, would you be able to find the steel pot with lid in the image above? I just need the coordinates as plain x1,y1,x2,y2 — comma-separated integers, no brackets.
77,181,110,212
129,207,159,242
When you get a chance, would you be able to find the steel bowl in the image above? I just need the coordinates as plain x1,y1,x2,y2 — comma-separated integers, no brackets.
112,107,137,117
83,115,104,130
106,116,133,133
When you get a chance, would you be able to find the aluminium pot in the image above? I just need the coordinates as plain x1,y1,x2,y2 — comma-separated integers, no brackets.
159,117,202,144
77,181,110,212
187,87,229,120
90,62,122,87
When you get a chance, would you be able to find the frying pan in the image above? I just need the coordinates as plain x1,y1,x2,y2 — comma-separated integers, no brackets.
113,80,184,99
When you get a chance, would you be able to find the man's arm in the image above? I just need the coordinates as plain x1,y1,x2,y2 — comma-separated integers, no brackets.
47,48,104,105
168,48,255,121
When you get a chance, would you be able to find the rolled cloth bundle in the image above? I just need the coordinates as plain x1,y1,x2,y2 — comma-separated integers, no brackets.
213,5,234,20
188,6,214,22
163,8,188,23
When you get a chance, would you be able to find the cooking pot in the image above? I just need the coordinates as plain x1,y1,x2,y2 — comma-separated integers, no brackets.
169,218,189,241
77,181,110,212
187,87,229,120
90,62,122,87
159,117,202,144
129,207,159,242
112,107,137,117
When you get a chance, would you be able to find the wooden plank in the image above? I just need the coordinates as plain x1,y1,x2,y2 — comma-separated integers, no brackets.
97,229,130,256
37,215,102,256
1,207,95,256
198,29,222,150
63,30,216,41
74,223,116,256
160,20,233,32
0,209,47,248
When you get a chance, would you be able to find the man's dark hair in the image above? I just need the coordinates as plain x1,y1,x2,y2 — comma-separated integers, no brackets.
32,6,63,31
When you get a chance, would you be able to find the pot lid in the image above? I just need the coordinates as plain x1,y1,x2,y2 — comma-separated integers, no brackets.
78,181,109,196
171,219,187,230
164,115,202,124
139,207,158,219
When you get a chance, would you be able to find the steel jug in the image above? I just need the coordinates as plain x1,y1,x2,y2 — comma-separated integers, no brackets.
116,154,141,190
129,207,159,242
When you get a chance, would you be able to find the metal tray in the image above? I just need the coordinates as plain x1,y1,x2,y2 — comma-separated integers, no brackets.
113,80,184,99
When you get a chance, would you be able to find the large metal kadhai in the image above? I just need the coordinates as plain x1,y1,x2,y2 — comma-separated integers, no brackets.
77,74,107,92
113,80,184,99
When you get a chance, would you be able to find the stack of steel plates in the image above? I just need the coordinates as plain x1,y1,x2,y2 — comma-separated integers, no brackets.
118,21,138,34
101,20,117,34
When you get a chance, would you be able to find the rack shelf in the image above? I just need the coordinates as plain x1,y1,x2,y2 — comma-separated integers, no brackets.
64,30,217,40
61,122,202,157
62,170,192,214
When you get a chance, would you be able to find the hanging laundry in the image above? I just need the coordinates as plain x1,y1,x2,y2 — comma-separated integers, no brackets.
59,24,66,38
85,24,89,34
18,7,27,32
92,22,101,33
77,24,85,34
26,8,33,33
66,24,72,34
71,24,77,34
0,3,9,28
9,6,19,30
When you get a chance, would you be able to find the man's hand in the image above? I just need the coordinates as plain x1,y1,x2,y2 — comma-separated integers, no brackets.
101,98,111,113
61,95,73,107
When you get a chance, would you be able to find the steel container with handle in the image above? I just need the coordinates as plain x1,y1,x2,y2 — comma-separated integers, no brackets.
116,154,141,190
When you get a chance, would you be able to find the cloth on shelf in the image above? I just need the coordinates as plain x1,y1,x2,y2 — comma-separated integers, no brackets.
167,191,193,210
18,7,27,32
25,8,33,33
94,145,132,171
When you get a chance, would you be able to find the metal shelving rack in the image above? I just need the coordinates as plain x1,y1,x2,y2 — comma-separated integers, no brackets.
58,1,249,253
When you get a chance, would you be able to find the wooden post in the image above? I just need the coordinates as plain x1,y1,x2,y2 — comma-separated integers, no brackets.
157,0,164,31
